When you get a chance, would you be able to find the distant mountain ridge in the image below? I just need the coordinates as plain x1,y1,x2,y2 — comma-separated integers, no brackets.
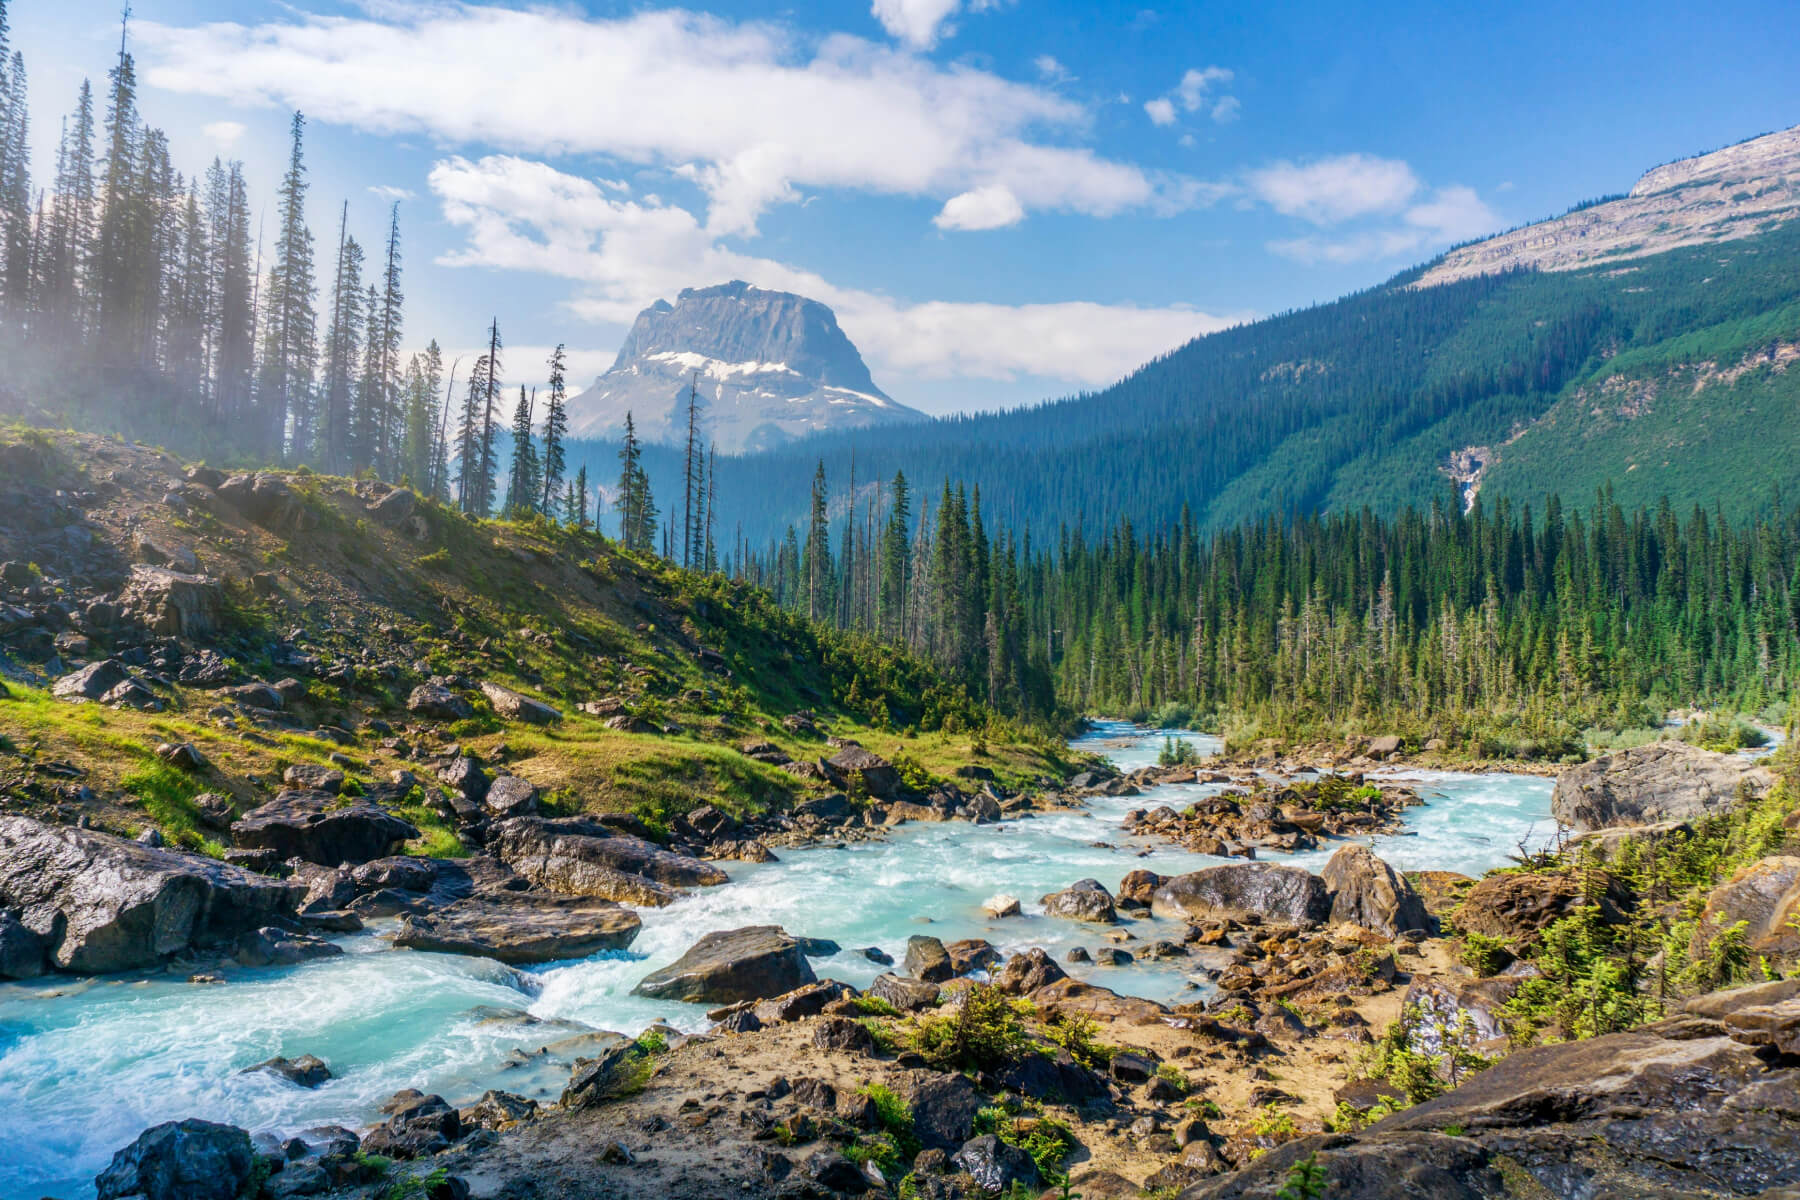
566,282,924,453
1415,124,1800,286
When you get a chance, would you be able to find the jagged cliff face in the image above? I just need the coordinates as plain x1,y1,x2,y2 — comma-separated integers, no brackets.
566,282,924,453
1415,124,1800,287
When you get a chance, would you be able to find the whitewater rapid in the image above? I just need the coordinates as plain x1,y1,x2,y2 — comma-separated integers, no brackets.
0,722,1553,1198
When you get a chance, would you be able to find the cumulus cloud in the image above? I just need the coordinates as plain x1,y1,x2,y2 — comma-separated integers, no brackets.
934,184,1026,230
426,155,1240,387
367,184,415,202
1145,65,1239,128
202,120,244,148
137,4,1186,237
1266,183,1501,263
871,0,961,48
1034,54,1071,83
1248,154,1420,224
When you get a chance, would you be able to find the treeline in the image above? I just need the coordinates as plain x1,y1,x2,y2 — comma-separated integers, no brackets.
0,10,580,515
732,465,1800,744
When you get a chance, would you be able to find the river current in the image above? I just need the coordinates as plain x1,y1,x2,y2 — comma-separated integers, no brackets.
0,723,1555,1198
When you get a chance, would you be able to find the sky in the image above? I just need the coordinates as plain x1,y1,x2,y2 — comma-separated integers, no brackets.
9,0,1798,416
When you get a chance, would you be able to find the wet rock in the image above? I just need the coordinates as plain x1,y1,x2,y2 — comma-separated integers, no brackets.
362,1091,461,1159
231,791,419,866
952,1135,1040,1194
94,1118,256,1200
1552,741,1772,832
633,925,818,1003
0,910,47,978
1151,862,1330,927
491,816,726,906
904,934,954,982
1040,878,1119,924
479,681,562,725
1321,844,1429,937
407,684,474,721
946,938,1001,975
395,891,641,964
236,926,344,968
981,893,1022,918
248,1054,333,1088
0,816,302,974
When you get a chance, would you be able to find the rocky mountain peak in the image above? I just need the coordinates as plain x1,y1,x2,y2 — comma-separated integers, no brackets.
568,282,924,453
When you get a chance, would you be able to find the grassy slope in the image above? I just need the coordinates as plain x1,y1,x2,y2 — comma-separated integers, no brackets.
0,429,1075,851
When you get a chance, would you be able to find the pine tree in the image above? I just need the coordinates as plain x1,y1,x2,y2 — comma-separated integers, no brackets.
804,461,831,622
257,111,318,459
879,470,911,638
540,343,567,515
318,203,364,471
93,17,141,360
0,47,31,319
211,159,254,421
616,411,656,552
572,463,589,530
456,349,490,514
504,385,540,518
681,371,703,568
474,317,502,515
401,340,442,489
370,203,403,474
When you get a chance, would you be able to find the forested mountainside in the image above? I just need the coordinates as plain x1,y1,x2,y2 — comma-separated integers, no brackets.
616,201,1800,548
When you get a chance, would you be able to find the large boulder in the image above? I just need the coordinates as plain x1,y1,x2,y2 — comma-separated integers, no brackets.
903,934,954,982
408,684,474,721
1552,741,1771,832
897,1070,987,1153
1691,854,1800,958
231,790,419,866
52,658,131,700
394,891,641,964
0,816,302,974
94,1119,256,1200
480,681,563,725
1039,878,1119,924
825,747,901,799
119,566,224,638
1322,844,1430,937
1174,987,1800,1200
1401,974,1519,1060
490,816,727,906
1454,870,1624,947
632,925,818,1004
1151,862,1330,927
0,910,48,978
993,947,1068,995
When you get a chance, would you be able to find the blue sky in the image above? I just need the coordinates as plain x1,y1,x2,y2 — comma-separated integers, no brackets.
11,0,1798,414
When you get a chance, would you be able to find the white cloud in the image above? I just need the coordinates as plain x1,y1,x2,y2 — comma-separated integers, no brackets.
137,5,1187,236
202,120,245,149
1175,66,1233,112
1034,54,1071,83
1268,184,1500,263
934,184,1026,230
426,155,1241,388
367,184,415,201
871,0,961,48
1248,154,1420,224
1146,65,1239,129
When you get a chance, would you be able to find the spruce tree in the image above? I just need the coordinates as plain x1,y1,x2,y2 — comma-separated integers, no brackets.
475,317,502,515
257,111,318,459
370,203,403,473
94,18,141,359
319,203,363,471
540,343,567,515
572,463,589,530
504,385,540,518
0,48,30,319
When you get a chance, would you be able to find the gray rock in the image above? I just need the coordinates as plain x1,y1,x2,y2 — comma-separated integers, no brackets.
0,909,47,978
490,816,726,906
560,1043,647,1109
408,684,474,721
1151,862,1331,927
479,681,563,725
825,746,901,799
482,774,540,819
869,972,941,1010
282,763,346,794
953,1135,1041,1194
248,1054,333,1088
1040,877,1119,924
52,658,130,700
361,1091,461,1159
231,790,419,866
1552,741,1772,832
395,891,641,965
119,565,224,638
236,926,344,968
903,934,953,982
898,1070,986,1153
94,1119,256,1200
632,925,817,1004
1321,844,1429,937
0,816,302,974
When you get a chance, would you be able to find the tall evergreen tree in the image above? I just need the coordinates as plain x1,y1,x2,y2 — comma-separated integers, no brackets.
504,385,540,518
0,48,31,318
93,17,141,360
369,203,403,473
572,463,590,530
256,111,318,459
318,203,363,471
803,461,831,622
540,343,567,516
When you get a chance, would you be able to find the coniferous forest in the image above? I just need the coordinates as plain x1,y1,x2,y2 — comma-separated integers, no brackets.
2,5,1797,749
